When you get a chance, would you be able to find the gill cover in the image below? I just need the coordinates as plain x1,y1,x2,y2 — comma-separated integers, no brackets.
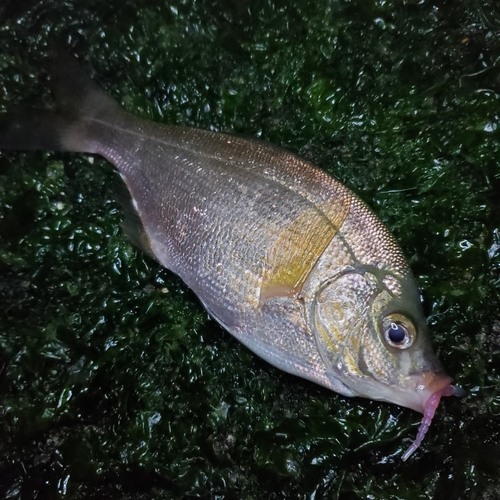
312,271,377,390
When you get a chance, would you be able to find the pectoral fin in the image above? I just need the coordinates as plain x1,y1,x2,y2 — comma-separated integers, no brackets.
260,200,350,303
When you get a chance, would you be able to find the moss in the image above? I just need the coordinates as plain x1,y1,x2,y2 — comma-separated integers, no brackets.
1,0,499,498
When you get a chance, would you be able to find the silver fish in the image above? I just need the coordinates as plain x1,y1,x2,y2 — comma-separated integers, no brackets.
0,53,461,460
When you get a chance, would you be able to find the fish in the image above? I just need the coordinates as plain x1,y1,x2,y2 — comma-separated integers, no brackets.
0,52,462,460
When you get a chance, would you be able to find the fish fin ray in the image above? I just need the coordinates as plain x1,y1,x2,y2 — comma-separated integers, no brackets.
49,50,122,122
0,110,71,151
1,51,121,153
260,200,350,303
115,173,157,260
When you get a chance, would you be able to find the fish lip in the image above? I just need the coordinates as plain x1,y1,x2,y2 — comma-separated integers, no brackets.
405,371,453,413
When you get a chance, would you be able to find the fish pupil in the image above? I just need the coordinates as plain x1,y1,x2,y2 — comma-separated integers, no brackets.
388,322,406,343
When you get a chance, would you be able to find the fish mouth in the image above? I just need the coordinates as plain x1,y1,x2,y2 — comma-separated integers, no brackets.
402,371,454,413
408,372,455,413
400,374,462,461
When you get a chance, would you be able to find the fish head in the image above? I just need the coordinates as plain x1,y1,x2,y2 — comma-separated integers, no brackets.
309,267,453,413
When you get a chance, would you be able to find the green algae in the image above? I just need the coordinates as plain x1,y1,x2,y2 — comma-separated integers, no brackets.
0,0,499,498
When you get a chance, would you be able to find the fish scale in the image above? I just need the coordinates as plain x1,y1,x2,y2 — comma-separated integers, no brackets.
0,52,460,460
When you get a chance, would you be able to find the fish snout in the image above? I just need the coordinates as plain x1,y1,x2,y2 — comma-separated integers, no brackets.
405,371,454,413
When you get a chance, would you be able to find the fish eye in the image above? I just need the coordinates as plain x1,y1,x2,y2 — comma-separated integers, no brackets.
388,322,406,343
382,314,416,349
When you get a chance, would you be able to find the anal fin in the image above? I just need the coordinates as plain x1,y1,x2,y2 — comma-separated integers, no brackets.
114,172,157,261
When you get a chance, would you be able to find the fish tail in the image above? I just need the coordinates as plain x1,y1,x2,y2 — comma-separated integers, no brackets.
0,51,122,153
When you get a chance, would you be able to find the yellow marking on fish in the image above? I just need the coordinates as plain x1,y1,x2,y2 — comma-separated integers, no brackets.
344,349,363,377
327,302,347,344
260,199,350,302
362,330,392,384
348,331,360,354
318,323,340,354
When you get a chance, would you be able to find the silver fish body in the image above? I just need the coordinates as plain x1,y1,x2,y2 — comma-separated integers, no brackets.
96,115,444,409
0,54,458,459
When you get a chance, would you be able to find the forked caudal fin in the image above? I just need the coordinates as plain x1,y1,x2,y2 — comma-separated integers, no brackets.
0,51,158,265
0,50,122,153
401,384,460,461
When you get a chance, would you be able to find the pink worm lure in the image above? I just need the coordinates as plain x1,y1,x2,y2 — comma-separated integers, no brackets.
402,385,457,461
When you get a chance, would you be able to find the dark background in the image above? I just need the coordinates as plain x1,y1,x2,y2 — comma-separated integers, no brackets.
1,0,499,498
